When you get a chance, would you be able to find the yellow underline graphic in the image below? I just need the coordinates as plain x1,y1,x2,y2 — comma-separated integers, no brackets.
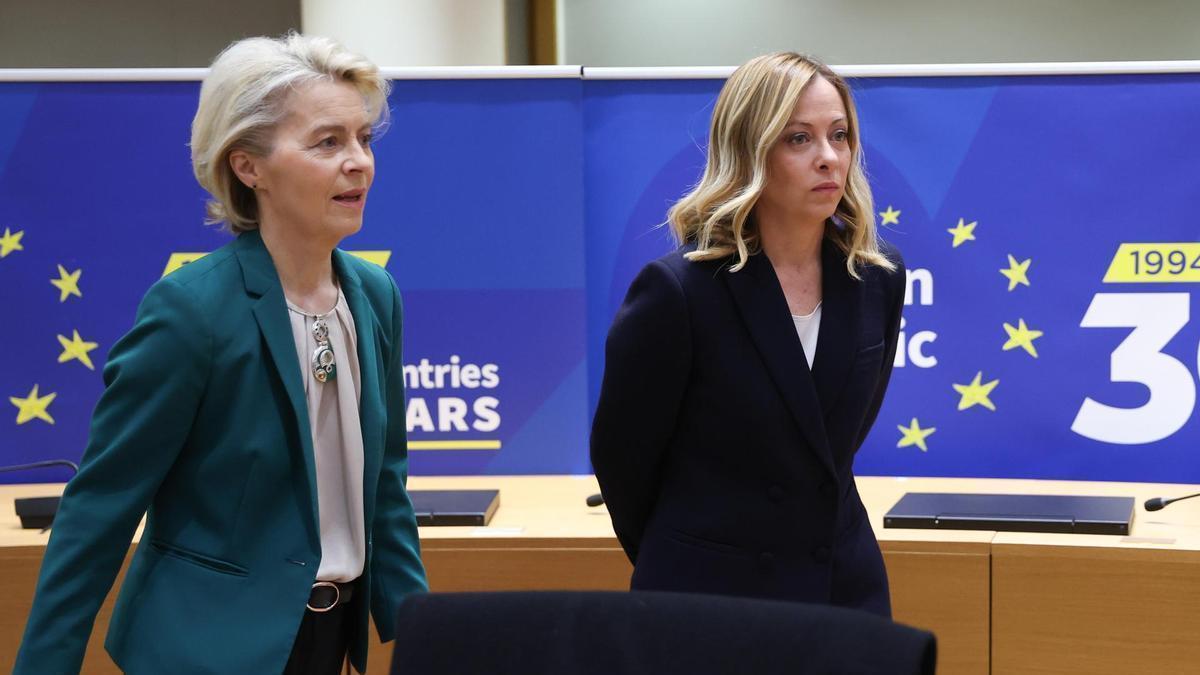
163,250,391,277
408,440,502,451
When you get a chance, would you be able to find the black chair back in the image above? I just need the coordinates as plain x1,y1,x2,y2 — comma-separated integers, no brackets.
390,591,936,674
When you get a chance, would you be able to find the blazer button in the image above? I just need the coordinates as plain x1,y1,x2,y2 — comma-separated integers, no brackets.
812,546,831,563
758,552,775,570
767,485,785,502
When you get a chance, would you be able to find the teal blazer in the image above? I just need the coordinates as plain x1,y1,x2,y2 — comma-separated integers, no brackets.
15,231,428,674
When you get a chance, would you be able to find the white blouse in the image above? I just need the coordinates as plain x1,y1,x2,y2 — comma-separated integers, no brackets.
286,289,366,583
792,302,822,370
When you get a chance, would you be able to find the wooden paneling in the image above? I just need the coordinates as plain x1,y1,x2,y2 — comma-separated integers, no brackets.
0,546,129,674
884,541,991,675
366,540,631,673
422,541,631,592
530,0,558,65
992,544,1200,674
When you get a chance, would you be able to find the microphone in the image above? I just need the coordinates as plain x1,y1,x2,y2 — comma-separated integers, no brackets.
586,493,605,507
1144,491,1200,511
1,460,80,530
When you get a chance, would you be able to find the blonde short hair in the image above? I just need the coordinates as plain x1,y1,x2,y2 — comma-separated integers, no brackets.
668,52,895,277
190,32,390,234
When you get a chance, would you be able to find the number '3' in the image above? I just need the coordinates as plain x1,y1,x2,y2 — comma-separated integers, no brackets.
1072,293,1198,444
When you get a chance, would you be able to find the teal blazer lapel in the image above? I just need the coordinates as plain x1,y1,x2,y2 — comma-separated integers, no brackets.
332,250,384,530
234,232,321,541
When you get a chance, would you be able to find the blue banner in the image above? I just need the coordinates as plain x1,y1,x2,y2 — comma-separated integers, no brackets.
5,71,1200,483
1,77,589,481
584,73,1200,484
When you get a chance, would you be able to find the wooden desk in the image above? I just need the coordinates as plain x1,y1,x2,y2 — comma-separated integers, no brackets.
3,476,1198,674
983,482,1200,675
859,477,994,675
868,477,1200,675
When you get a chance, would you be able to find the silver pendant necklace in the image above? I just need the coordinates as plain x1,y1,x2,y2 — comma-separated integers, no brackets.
310,317,336,383
288,289,340,383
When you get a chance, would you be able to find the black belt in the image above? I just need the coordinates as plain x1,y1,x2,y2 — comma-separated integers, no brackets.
307,579,356,612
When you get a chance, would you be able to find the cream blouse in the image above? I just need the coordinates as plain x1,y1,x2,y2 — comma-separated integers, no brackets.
286,288,366,583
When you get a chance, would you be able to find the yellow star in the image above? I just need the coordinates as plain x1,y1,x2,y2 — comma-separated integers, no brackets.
947,218,977,248
953,371,999,411
51,264,83,302
1000,254,1032,291
57,330,100,370
1002,319,1044,358
0,227,24,258
879,206,901,226
896,418,936,452
10,385,56,425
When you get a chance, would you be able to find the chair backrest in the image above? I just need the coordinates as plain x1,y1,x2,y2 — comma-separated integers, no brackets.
390,591,937,675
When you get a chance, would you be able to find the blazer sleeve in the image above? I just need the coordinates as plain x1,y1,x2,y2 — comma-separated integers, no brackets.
855,249,907,451
591,260,692,563
370,278,429,642
14,277,210,675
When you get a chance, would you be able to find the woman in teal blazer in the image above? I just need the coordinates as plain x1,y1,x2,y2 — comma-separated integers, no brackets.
15,34,427,674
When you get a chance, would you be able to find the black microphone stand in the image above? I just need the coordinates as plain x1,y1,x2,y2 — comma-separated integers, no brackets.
1144,491,1200,512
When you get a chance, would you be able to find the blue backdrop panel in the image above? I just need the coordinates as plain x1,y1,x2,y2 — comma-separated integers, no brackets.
380,79,588,475
6,72,1200,484
583,73,1200,484
1,77,589,482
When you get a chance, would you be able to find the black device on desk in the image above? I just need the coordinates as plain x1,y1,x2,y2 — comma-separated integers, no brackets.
3,460,80,530
884,493,1135,535
409,489,500,526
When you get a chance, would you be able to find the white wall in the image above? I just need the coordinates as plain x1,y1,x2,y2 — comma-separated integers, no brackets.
7,1,1197,70
302,0,509,67
562,0,1200,66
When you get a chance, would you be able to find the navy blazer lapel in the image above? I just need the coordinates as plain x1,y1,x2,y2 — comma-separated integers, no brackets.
723,252,836,476
234,232,321,535
332,250,384,529
811,238,862,417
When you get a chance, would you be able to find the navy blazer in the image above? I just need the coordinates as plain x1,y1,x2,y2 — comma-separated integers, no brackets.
591,236,905,618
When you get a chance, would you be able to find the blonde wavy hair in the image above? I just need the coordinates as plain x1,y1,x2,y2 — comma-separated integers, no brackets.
668,52,895,277
190,32,390,234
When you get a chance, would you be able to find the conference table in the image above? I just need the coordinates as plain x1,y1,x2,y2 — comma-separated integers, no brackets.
2,476,1198,674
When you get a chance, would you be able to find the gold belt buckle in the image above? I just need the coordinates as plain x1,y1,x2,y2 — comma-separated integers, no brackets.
307,581,340,613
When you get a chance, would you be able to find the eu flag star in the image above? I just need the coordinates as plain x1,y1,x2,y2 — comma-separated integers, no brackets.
51,264,83,302
57,330,100,370
1002,319,1043,358
947,218,977,248
953,372,999,411
10,385,56,425
0,227,24,258
897,418,936,452
879,206,901,226
1000,254,1032,291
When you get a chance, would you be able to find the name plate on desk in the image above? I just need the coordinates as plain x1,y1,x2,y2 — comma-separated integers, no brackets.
884,493,1135,535
410,489,500,527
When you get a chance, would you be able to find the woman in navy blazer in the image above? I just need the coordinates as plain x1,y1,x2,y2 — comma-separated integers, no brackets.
592,53,905,618
15,35,427,674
